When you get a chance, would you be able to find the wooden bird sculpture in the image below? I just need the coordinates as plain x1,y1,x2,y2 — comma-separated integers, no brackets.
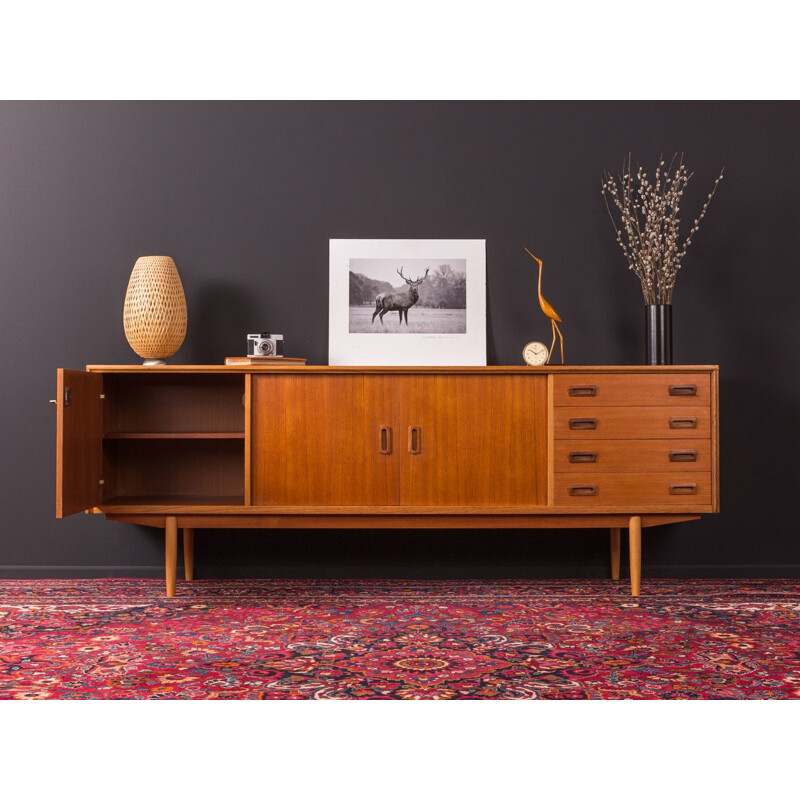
524,248,564,365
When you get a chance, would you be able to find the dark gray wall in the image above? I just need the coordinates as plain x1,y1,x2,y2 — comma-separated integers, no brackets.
1,101,797,578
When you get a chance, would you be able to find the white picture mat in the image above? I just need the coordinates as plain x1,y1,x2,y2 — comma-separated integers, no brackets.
329,239,486,366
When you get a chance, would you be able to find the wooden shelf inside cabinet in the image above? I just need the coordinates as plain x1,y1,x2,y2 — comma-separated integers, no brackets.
102,495,245,509
103,432,245,439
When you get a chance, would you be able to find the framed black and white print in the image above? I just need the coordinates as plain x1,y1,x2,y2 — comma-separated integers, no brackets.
328,239,486,365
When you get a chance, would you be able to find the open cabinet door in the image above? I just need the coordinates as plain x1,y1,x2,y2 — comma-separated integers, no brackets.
56,369,103,518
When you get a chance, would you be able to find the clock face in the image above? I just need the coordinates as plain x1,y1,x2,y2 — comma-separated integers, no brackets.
522,341,549,366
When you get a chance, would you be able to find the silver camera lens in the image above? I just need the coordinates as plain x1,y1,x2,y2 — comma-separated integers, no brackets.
257,339,275,356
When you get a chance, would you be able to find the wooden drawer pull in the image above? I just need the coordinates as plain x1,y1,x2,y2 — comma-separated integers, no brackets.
669,483,698,495
569,451,598,463
569,485,597,496
669,384,697,396
569,418,598,430
379,425,393,455
408,426,422,455
669,449,698,462
568,385,597,397
669,417,698,429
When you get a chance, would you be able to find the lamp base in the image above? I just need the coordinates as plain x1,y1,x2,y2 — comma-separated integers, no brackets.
142,358,167,366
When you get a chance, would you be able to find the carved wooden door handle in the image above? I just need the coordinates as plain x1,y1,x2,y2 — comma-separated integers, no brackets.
379,425,393,454
408,426,422,454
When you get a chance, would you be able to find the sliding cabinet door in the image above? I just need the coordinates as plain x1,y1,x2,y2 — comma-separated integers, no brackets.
251,374,399,506
398,374,547,506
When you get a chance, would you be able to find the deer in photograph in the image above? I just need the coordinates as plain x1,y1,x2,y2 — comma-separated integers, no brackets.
372,266,430,325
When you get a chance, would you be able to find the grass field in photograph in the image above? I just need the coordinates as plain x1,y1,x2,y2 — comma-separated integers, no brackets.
349,305,466,334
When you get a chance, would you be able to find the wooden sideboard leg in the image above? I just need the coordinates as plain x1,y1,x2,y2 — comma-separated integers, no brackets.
165,516,178,598
629,516,642,597
610,528,621,581
183,528,194,581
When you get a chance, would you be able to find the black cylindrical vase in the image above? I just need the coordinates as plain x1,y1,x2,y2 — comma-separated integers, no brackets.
645,304,673,365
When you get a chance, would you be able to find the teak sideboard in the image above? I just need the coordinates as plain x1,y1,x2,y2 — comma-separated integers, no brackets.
55,365,719,596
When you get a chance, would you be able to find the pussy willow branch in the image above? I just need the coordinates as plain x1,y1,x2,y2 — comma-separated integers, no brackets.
602,153,724,304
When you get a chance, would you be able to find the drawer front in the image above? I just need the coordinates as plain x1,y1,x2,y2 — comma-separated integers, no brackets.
553,373,711,407
553,406,711,439
554,472,712,506
554,439,711,473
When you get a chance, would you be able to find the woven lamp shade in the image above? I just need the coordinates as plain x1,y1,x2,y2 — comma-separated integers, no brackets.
123,256,187,364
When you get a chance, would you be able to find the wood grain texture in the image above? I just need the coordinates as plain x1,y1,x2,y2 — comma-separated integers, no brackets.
712,368,720,512
103,432,244,439
546,373,555,506
101,443,117,504
60,364,719,600
553,405,711,439
183,528,194,581
398,374,546,506
244,373,252,506
99,501,708,516
165,516,178,597
534,374,548,505
56,369,103,518
553,372,711,406
105,513,702,529
86,364,719,374
103,373,245,434
629,516,642,596
252,374,398,505
108,439,244,499
610,528,621,580
554,439,712,473
553,472,712,506
103,496,244,511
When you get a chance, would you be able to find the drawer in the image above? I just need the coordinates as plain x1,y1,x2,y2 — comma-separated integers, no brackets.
554,472,712,506
553,406,711,439
553,373,711,406
554,439,711,473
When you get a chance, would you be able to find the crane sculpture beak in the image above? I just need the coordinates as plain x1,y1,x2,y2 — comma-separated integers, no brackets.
524,247,542,267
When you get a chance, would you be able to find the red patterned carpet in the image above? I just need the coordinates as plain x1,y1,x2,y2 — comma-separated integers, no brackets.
1,579,798,699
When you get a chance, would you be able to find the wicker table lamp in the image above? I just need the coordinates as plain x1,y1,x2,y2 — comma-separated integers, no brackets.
123,255,187,365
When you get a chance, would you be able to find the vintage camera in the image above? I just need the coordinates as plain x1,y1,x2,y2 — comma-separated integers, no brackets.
247,332,284,357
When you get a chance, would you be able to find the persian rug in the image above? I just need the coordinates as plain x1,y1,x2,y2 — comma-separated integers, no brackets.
0,579,798,699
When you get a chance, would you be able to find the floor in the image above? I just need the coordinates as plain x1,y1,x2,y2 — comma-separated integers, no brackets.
1,579,798,699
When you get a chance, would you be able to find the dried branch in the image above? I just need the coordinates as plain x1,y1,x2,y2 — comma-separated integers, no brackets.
601,154,724,304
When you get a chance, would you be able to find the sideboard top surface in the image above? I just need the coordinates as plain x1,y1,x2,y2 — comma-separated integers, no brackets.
85,364,719,374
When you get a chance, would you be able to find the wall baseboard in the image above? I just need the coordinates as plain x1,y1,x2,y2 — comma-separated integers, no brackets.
0,566,163,578
644,565,800,578
1,565,800,579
